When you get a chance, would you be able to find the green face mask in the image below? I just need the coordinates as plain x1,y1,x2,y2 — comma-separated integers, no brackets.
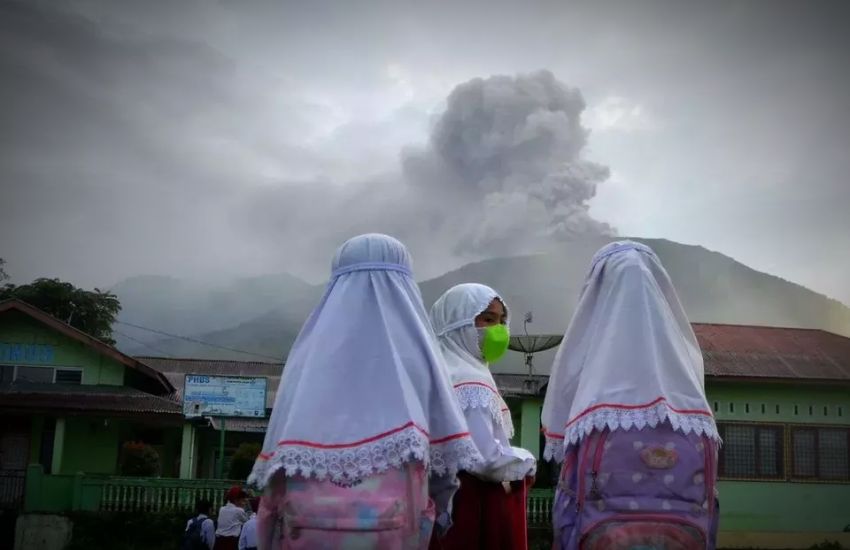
478,324,510,364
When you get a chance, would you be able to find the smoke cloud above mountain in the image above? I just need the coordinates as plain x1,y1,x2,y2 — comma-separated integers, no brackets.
240,71,614,274
408,71,613,252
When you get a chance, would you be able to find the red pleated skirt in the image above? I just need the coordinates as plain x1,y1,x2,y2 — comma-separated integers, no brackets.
431,473,529,550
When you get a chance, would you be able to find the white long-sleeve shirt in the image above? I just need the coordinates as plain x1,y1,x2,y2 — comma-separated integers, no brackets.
238,514,257,550
464,407,536,482
185,514,215,550
216,502,250,537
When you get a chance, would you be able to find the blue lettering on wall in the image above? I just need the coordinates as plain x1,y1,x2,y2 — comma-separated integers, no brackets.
0,343,56,364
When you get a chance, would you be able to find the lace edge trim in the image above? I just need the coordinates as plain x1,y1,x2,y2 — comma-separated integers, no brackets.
454,384,515,438
542,403,721,463
247,426,480,489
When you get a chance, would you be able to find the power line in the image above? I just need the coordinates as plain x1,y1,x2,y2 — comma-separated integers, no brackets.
113,329,174,358
114,320,281,361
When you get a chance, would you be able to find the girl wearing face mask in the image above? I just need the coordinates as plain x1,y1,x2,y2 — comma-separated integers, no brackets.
429,284,537,550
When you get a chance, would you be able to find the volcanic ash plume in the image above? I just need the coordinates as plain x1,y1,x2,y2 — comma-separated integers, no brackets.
404,70,614,256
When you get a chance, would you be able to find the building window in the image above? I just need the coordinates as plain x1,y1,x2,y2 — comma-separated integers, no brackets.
14,365,55,383
718,423,784,480
0,364,13,384
55,369,82,385
3,365,83,385
791,427,850,481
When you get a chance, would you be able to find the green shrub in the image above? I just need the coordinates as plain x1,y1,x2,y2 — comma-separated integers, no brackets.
228,442,261,481
119,442,161,477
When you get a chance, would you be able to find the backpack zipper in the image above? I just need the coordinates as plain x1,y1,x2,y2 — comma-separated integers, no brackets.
577,430,608,510
580,513,707,548
589,430,608,500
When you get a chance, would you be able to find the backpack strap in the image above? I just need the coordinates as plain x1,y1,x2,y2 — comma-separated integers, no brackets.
703,436,716,516
576,430,608,511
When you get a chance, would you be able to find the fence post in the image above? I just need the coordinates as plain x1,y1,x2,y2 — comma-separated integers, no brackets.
24,463,44,512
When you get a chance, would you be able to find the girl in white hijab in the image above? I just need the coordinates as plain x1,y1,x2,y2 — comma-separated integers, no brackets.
250,234,480,550
430,283,536,550
542,241,720,550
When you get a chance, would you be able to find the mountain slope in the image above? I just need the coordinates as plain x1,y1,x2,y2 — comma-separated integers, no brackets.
119,238,850,371
112,273,314,355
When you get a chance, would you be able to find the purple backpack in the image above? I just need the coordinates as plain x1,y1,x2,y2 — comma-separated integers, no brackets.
553,421,719,550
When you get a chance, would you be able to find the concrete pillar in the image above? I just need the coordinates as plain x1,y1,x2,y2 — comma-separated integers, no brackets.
179,423,196,479
520,399,542,459
51,418,65,475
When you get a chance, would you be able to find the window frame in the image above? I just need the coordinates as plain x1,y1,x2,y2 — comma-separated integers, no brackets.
12,364,58,384
717,421,786,482
54,367,83,385
0,364,84,385
789,425,850,483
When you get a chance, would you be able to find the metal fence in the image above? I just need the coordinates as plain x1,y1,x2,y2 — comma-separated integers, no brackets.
0,470,25,510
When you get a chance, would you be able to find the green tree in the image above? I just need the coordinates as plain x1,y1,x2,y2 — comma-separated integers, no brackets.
119,441,161,477
0,258,8,282
228,442,262,481
0,277,121,345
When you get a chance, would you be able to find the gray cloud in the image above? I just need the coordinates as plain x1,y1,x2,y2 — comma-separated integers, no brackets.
238,71,614,277
408,71,612,252
1,0,848,305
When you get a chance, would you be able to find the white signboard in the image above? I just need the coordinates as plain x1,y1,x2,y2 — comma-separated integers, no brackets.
183,375,267,418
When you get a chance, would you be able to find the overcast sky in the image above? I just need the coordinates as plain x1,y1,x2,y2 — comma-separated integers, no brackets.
1,0,848,304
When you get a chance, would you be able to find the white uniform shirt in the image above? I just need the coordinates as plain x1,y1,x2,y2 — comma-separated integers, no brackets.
465,406,536,482
238,514,258,549
215,502,249,537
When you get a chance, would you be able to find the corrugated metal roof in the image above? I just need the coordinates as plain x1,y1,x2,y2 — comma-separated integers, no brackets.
0,382,182,416
693,323,850,381
208,417,268,433
136,356,281,408
137,324,850,411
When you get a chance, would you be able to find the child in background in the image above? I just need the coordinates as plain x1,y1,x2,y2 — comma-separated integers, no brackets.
238,497,259,550
214,486,249,550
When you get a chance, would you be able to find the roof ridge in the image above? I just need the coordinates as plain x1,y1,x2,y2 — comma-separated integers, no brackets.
135,355,279,364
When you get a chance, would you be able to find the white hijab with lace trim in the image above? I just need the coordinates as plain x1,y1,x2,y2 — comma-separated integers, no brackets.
249,234,480,488
542,241,719,463
430,283,514,437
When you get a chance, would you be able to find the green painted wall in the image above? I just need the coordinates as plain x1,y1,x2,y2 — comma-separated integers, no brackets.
718,480,850,532
29,416,44,463
506,380,850,533
59,417,121,474
707,381,850,425
707,381,850,533
520,399,542,459
155,428,183,478
0,310,124,385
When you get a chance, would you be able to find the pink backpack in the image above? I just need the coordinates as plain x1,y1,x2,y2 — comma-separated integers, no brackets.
553,421,719,550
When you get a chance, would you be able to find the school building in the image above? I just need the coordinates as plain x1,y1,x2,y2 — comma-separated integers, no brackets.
496,323,850,548
0,299,185,501
2,298,849,548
